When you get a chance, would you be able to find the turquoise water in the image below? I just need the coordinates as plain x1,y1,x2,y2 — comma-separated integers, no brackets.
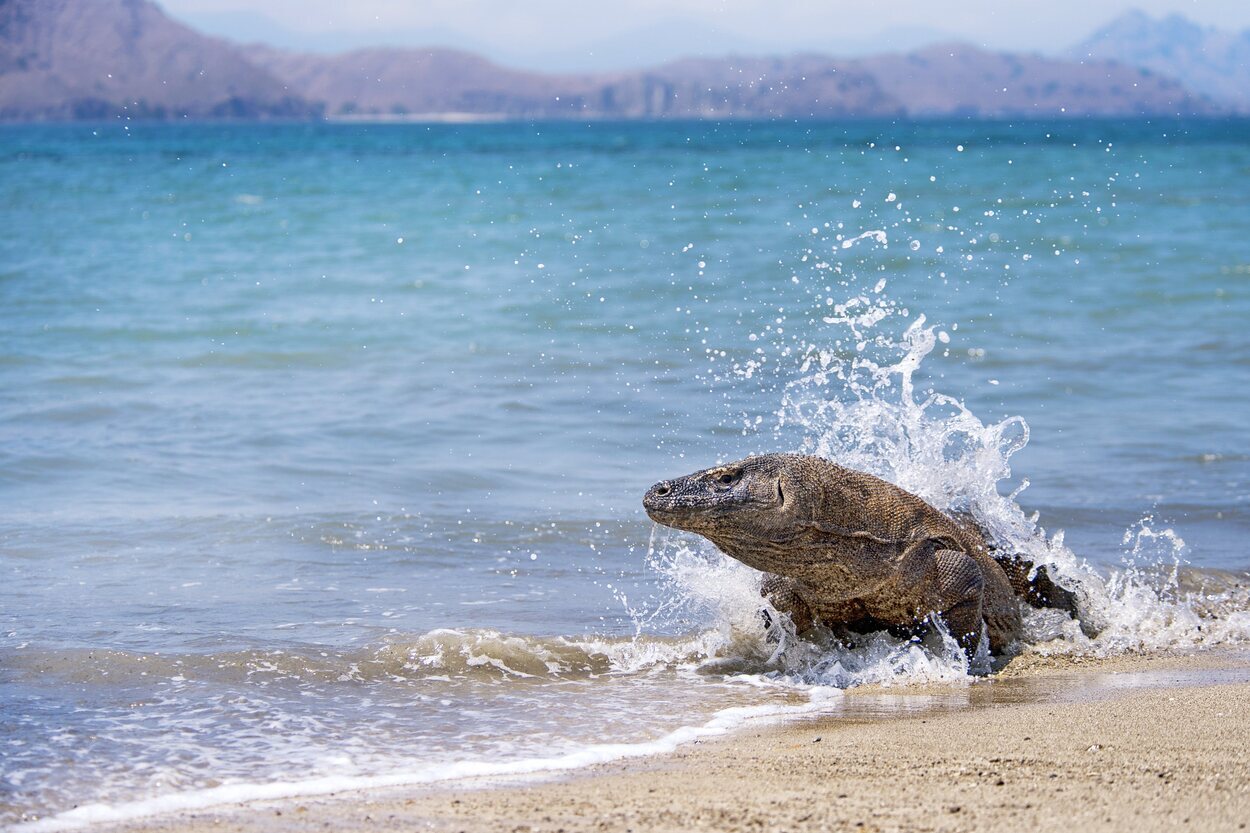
2,119,1249,826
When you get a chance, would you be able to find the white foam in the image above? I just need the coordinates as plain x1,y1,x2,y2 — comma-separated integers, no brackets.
716,287,1250,670
641,534,977,689
13,689,842,833
808,297,1244,653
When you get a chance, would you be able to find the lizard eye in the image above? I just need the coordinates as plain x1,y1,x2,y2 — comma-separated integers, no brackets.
717,470,740,486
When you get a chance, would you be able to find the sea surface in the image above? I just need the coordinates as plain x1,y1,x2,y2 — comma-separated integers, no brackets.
2,119,1249,828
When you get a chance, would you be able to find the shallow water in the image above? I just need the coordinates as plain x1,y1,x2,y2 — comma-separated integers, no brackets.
2,119,1249,827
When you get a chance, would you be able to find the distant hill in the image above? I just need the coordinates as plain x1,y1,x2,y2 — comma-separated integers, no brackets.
586,55,899,119
0,0,315,119
0,0,1227,122
178,11,955,74
244,44,1215,121
848,42,1213,117
1070,10,1250,112
240,46,576,119
242,47,903,119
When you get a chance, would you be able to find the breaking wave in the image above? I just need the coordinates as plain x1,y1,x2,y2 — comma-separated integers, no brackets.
640,280,1250,689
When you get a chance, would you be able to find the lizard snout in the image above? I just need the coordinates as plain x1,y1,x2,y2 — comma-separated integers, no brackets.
643,481,674,511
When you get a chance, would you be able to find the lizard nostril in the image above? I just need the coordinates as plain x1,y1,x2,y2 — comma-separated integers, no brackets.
653,483,671,497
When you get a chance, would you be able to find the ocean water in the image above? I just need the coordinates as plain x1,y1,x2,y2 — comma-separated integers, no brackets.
2,119,1249,828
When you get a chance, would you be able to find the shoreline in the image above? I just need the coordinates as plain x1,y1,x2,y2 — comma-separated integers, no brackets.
75,648,1250,833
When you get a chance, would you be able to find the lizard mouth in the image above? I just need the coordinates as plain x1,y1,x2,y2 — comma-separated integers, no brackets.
643,502,698,531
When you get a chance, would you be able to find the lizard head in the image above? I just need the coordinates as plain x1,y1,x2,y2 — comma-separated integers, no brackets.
642,454,803,543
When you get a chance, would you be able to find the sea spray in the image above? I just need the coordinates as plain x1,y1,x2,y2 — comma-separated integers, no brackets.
641,530,979,687
644,280,1250,681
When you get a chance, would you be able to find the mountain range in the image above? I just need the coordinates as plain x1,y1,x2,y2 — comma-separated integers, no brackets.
0,0,309,119
1070,10,1250,111
176,9,956,74
0,0,1241,122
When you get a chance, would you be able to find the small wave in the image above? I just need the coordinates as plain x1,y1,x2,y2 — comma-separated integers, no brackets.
1,628,722,692
374,629,622,680
13,689,841,833
1021,525,1250,656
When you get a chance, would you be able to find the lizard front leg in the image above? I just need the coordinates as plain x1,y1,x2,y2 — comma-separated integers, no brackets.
876,539,987,656
931,548,987,657
759,573,815,634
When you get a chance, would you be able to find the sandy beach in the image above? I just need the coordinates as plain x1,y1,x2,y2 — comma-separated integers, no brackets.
95,650,1250,833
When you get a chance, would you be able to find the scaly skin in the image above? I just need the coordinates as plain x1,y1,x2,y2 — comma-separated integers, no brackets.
643,453,1071,656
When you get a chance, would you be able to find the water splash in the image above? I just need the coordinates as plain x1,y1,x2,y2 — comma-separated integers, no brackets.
649,287,1250,684
640,532,978,688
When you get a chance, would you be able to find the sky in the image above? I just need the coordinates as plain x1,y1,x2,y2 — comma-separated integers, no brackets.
160,1,1250,71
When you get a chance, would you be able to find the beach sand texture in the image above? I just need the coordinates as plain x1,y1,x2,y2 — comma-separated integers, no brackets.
106,651,1250,833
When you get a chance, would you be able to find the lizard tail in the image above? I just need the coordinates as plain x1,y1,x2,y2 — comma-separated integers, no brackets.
945,509,1080,618
992,553,1079,618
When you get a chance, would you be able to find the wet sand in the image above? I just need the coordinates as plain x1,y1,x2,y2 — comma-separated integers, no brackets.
109,650,1250,833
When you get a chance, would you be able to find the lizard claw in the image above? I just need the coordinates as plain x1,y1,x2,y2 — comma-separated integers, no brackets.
759,607,784,643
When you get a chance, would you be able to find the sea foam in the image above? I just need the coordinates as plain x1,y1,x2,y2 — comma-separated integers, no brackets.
638,280,1250,694
13,688,840,833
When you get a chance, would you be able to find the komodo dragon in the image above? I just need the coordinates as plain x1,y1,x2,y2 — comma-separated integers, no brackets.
642,453,1077,657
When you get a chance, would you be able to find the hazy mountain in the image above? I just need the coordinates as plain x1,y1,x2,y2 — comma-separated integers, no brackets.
587,55,901,119
242,47,903,119
851,42,1215,117
1070,10,1250,111
242,46,585,119
174,9,953,73
243,42,1216,120
0,0,315,119
0,0,1227,121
